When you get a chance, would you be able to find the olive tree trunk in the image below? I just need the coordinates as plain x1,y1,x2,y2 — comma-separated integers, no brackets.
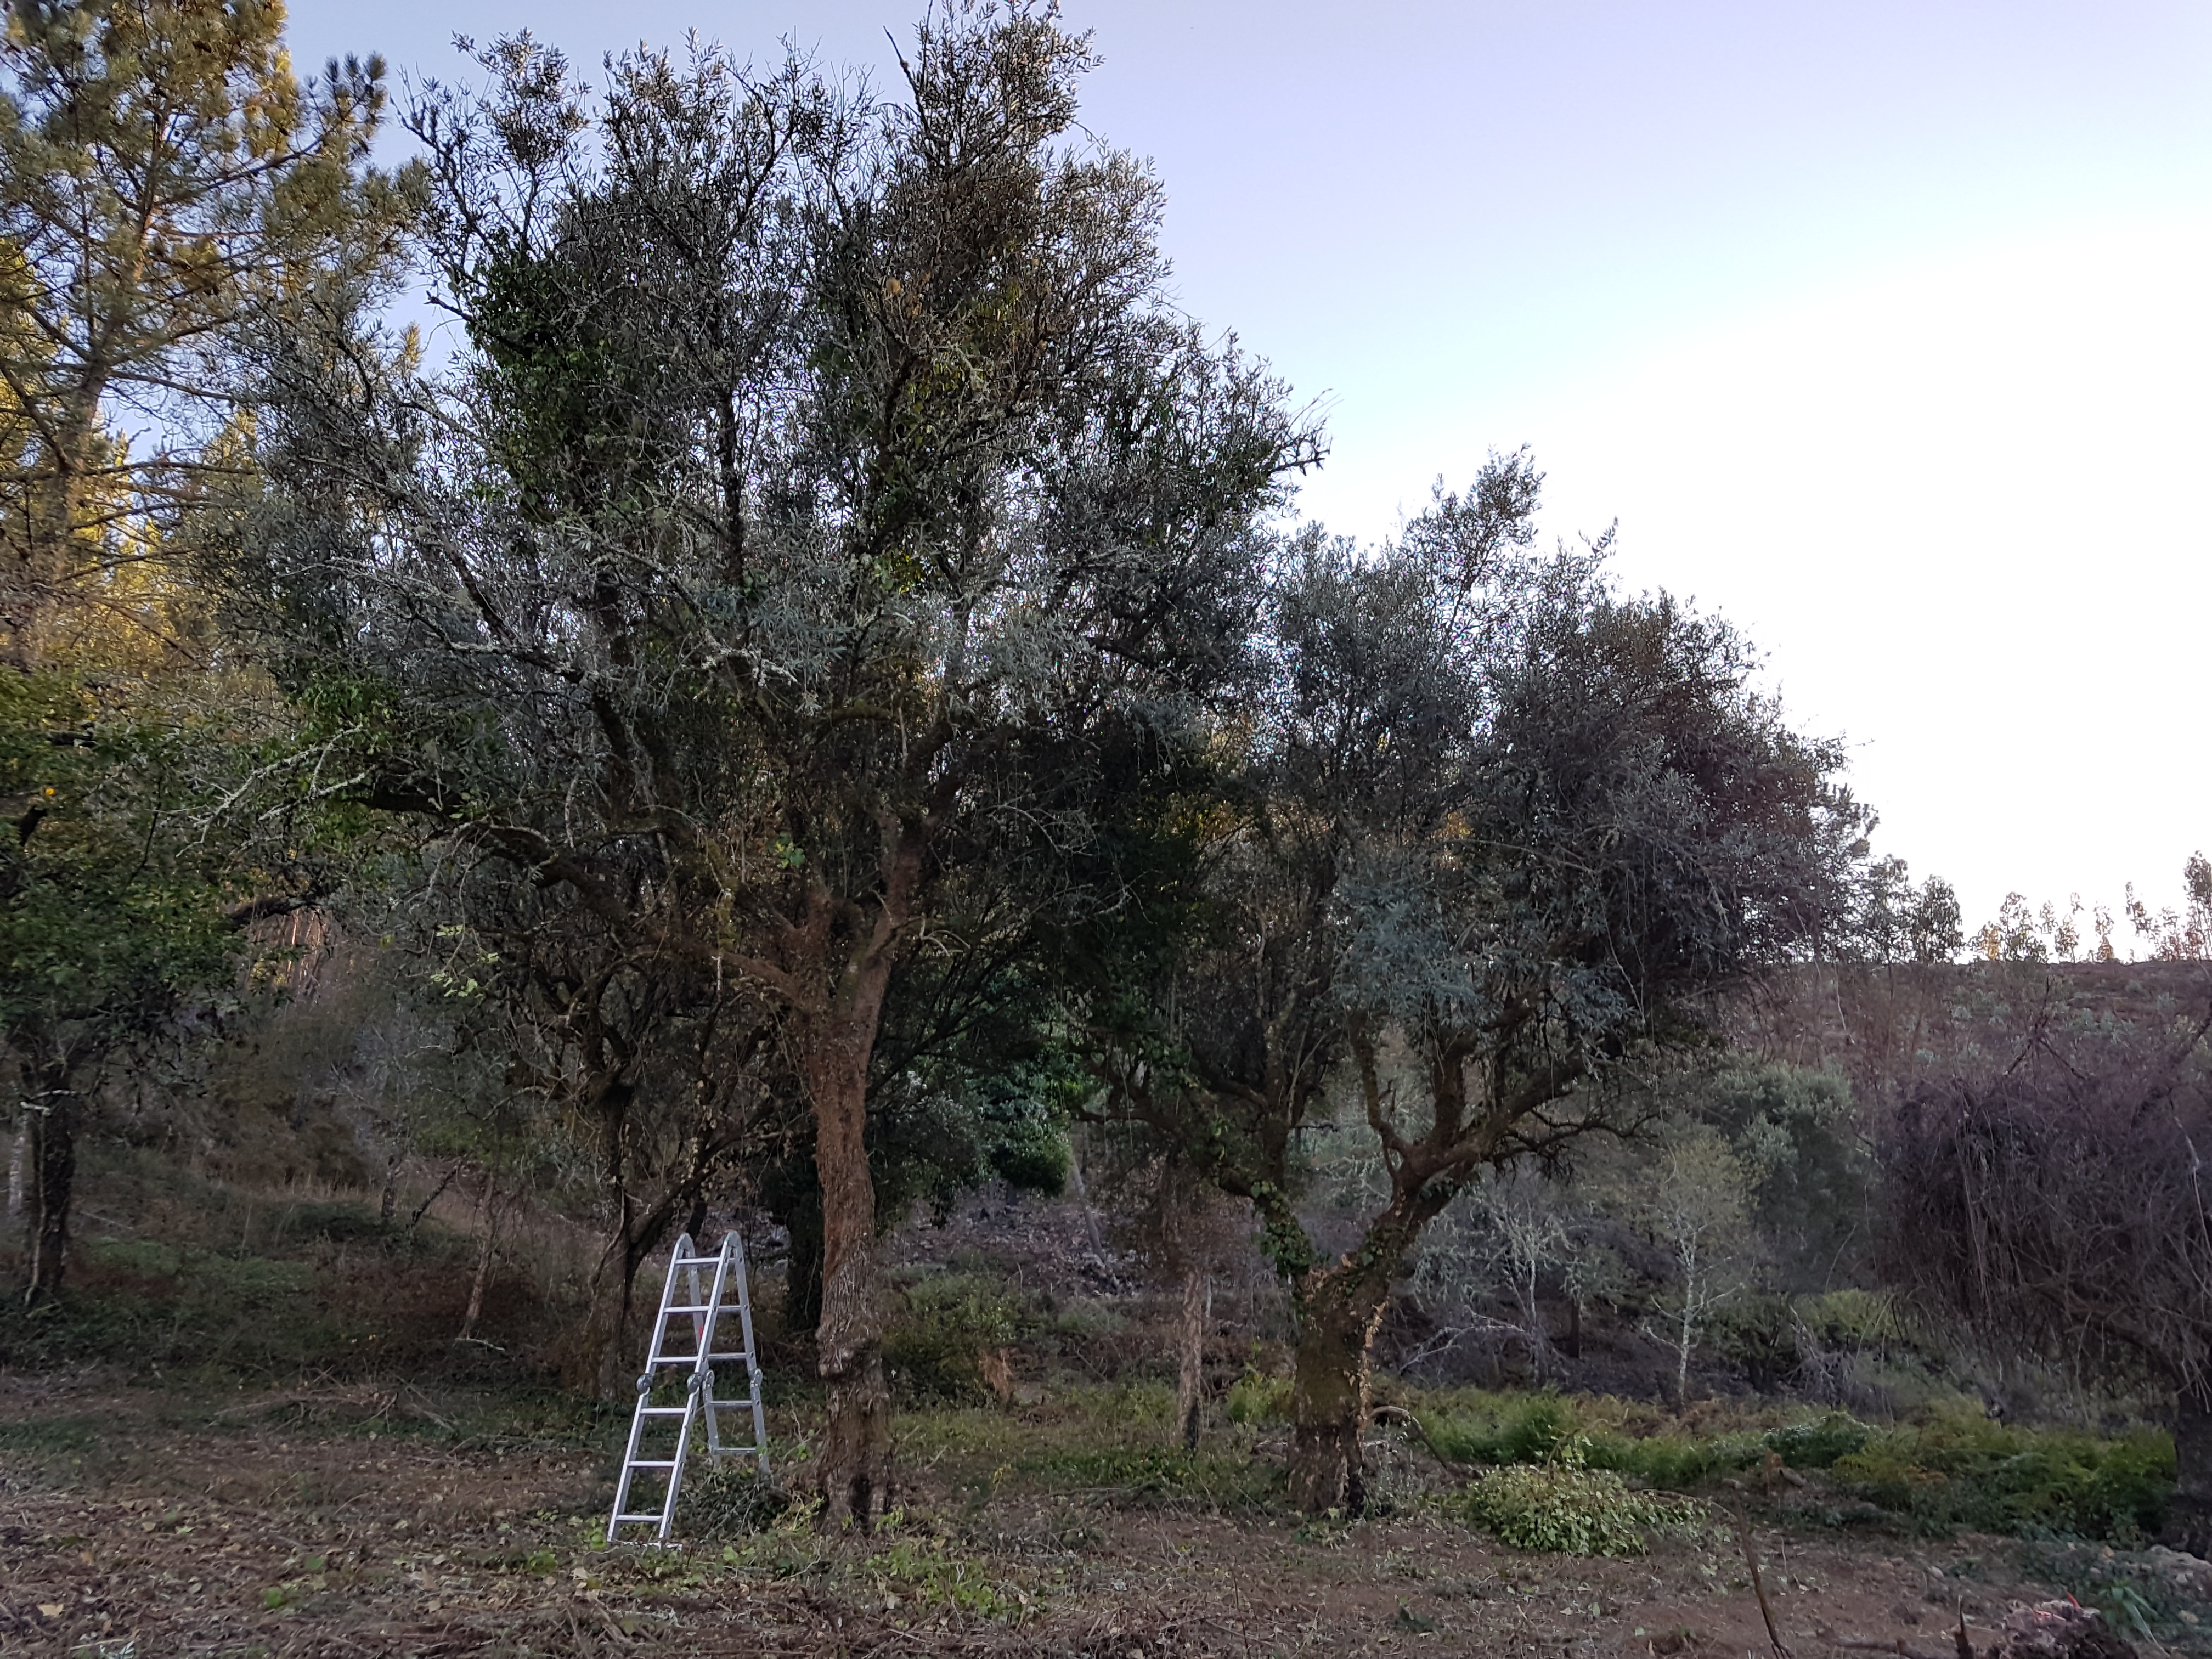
1286,1193,1447,1514
22,1099,72,1305
804,1028,893,1528
1175,1267,1209,1453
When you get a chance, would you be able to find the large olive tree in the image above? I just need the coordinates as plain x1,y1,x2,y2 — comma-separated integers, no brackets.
248,5,1314,1526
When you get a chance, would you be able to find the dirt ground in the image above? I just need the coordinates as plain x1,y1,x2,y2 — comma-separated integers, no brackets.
5,1373,2204,1659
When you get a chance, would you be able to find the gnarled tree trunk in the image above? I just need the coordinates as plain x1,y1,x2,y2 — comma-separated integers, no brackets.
1288,1261,1388,1513
1286,1189,1448,1514
805,1027,893,1528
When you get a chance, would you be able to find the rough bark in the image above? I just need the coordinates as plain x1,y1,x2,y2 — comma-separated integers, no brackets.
1286,1176,1452,1514
1175,1266,1209,1453
1288,1262,1387,1514
2166,1388,2212,1557
22,1091,72,1305
807,1026,893,1527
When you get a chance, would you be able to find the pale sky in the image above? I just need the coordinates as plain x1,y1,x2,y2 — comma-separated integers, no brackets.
287,0,2212,938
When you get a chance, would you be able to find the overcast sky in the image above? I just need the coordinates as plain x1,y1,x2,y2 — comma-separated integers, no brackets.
287,0,2212,940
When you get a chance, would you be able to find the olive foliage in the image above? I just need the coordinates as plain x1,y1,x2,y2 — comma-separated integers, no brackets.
1079,455,1870,1509
244,4,1315,1521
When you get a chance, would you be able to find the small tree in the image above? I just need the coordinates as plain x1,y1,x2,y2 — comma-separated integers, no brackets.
1617,1123,1758,1406
1880,1017,2212,1552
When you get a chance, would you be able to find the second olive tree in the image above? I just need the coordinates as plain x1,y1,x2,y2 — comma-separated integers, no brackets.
1082,461,1866,1511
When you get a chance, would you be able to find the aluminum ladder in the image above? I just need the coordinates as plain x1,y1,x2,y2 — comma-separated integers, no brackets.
606,1230,769,1544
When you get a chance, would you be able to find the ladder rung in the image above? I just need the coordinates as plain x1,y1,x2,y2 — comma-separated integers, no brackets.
661,1303,717,1314
636,1407,690,1417
612,1514,669,1525
624,1459,679,1470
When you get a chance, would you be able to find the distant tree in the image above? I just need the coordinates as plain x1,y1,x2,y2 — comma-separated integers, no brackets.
2128,854,2212,961
1696,1062,1866,1290
246,7,1314,1525
1881,1019,2212,1553
1079,460,1865,1510
1852,855,1963,963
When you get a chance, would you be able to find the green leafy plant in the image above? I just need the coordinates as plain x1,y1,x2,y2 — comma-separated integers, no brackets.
1225,1369,1293,1426
1451,1441,1702,1556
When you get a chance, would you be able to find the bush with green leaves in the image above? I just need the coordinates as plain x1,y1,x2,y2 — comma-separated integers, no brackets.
1418,1392,2168,1544
1451,1441,1702,1555
1225,1369,1294,1426
1826,1405,2172,1541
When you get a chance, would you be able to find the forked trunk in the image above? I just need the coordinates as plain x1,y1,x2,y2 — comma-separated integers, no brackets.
1286,1185,1449,1514
808,1032,893,1528
1288,1262,1387,1514
2167,1387,2212,1557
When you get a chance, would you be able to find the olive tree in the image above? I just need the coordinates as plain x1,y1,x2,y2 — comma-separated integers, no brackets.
246,4,1313,1526
1085,459,1864,1510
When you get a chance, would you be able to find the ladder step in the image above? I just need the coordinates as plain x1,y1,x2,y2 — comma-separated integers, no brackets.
661,1304,718,1314
612,1514,669,1525
625,1459,680,1469
637,1407,690,1417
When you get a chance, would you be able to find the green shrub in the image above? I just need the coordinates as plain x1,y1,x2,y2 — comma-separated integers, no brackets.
1225,1370,1292,1426
1764,1411,1872,1469
1413,1390,2163,1545
1826,1407,2171,1540
1451,1443,1701,1556
882,1274,1020,1403
1425,1392,1580,1465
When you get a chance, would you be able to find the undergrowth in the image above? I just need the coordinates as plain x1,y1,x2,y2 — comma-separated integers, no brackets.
1416,1391,2172,1543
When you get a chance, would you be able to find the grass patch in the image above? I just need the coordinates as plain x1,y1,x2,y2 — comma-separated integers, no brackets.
678,1462,791,1540
1015,1443,1282,1508
859,1528,1036,1622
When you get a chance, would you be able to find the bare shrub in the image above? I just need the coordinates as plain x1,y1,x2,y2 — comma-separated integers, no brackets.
1878,1008,2212,1549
